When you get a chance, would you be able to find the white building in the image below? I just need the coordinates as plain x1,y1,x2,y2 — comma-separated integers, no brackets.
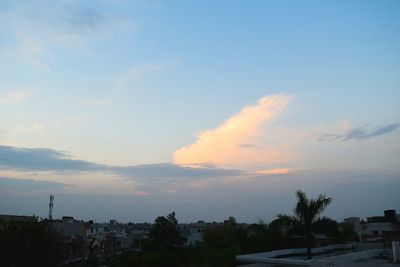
182,221,207,246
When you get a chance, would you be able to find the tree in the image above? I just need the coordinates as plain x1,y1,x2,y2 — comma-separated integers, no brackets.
276,190,333,259
0,220,64,267
113,212,189,267
147,211,187,250
201,220,240,267
333,223,358,243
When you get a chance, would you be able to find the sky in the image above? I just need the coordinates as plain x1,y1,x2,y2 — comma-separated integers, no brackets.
0,0,399,223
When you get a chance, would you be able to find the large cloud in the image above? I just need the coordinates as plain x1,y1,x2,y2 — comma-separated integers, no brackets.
0,145,241,180
173,95,291,168
0,145,246,196
0,145,104,172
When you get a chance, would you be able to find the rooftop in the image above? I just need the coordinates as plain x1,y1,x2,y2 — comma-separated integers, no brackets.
236,244,398,267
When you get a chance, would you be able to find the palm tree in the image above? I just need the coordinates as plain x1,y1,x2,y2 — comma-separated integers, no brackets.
277,190,333,259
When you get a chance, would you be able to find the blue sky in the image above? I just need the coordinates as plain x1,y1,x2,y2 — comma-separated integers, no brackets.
0,0,399,222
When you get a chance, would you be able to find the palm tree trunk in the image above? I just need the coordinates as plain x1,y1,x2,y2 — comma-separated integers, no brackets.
306,233,313,259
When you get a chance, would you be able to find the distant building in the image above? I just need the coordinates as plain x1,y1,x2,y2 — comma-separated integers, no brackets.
50,216,89,264
344,209,400,243
181,221,207,246
0,214,38,223
363,210,399,240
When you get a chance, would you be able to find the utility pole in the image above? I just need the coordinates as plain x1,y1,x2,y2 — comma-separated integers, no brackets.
49,194,54,220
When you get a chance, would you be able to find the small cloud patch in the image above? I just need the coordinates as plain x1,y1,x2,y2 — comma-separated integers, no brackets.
319,123,400,141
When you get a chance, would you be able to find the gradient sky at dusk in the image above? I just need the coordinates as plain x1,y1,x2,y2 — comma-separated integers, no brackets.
1,0,399,223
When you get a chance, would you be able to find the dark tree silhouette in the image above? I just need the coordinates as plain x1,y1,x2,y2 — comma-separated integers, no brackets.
276,190,333,259
148,211,187,250
333,222,358,243
0,220,64,267
201,218,241,267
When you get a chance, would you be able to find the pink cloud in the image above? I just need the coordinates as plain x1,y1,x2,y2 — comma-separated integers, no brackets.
254,168,290,175
173,94,292,169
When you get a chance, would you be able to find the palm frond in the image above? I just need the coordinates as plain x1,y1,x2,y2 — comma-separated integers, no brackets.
312,194,333,217
294,190,309,221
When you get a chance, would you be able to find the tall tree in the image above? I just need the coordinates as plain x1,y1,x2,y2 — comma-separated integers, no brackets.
148,211,187,250
276,190,333,259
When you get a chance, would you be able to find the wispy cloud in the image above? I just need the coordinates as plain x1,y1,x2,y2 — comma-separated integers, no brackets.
173,95,291,168
0,90,32,106
1,31,52,70
238,143,259,148
319,123,400,141
10,122,59,137
15,38,52,71
0,0,139,68
80,98,112,108
254,168,290,175
115,61,180,90
60,4,105,35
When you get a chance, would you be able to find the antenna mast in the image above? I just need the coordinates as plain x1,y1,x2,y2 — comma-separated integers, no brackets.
49,194,54,220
